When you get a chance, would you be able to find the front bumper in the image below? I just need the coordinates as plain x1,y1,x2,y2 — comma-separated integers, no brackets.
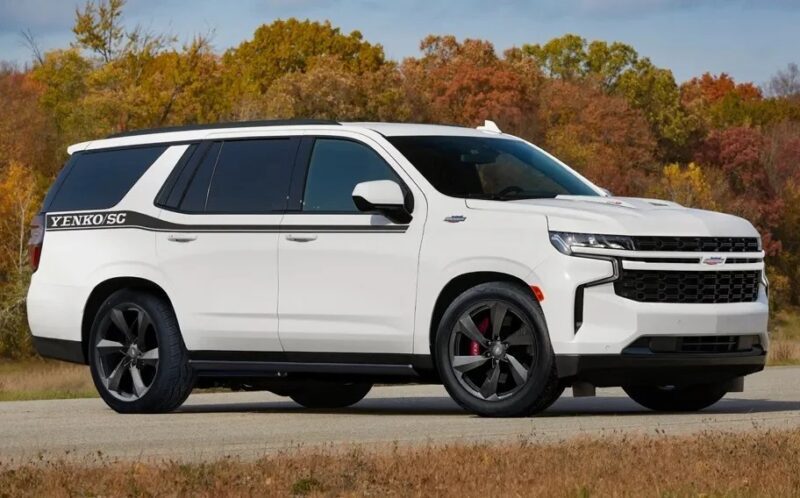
556,348,766,387
532,252,770,356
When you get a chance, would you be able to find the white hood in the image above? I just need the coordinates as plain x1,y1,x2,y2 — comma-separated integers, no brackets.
465,195,760,238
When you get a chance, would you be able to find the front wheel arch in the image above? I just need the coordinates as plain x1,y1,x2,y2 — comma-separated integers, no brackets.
429,272,540,369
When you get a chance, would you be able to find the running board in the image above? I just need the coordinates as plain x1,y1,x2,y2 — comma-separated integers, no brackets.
189,360,419,377
187,351,434,378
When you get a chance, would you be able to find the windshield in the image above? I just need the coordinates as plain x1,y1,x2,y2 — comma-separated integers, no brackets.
387,136,599,200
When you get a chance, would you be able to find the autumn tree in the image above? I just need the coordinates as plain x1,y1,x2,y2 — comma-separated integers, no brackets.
0,162,41,275
678,72,790,131
647,163,717,210
521,34,641,89
0,69,58,175
694,127,784,254
261,57,411,121
0,161,43,357
35,0,221,141
73,0,126,62
519,34,692,161
536,78,656,195
767,63,800,100
401,36,539,135
222,19,385,119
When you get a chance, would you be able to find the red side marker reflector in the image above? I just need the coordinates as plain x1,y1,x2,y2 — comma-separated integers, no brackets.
530,285,545,302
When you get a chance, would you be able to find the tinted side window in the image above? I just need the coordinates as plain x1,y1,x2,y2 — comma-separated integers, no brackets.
48,146,167,212
179,142,221,212
155,143,199,208
302,139,399,212
205,139,294,213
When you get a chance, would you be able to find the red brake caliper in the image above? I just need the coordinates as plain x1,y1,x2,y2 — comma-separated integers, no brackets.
470,316,490,356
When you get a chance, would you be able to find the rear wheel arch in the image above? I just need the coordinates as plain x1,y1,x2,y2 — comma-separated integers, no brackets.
82,277,175,364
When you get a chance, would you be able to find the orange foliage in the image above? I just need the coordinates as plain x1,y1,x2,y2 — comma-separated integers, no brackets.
682,72,762,105
537,79,656,195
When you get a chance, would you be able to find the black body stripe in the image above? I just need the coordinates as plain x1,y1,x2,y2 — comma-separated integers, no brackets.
45,210,408,233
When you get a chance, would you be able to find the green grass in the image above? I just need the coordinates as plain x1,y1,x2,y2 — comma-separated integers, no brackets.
0,359,97,401
0,389,97,402
769,308,800,366
3,430,800,497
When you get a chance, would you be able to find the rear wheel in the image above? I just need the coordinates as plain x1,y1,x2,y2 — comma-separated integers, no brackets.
435,282,560,417
623,383,727,412
289,381,372,409
89,289,195,413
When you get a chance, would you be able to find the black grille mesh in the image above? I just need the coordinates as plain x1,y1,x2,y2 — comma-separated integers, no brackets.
631,236,759,252
679,335,740,353
624,335,761,354
614,270,760,303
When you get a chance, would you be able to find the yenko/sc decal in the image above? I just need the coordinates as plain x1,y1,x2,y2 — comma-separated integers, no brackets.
43,210,408,233
47,211,128,230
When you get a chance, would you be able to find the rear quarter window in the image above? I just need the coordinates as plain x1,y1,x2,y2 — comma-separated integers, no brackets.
47,145,167,212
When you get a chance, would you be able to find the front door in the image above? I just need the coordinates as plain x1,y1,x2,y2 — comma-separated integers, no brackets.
278,136,426,354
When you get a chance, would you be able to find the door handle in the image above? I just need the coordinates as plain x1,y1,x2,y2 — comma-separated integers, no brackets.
167,234,198,243
285,234,318,242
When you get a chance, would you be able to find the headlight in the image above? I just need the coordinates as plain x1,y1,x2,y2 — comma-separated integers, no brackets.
549,231,634,255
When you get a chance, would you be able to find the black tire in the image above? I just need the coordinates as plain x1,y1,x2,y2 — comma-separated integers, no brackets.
289,381,372,409
623,383,727,412
435,281,559,417
88,289,195,414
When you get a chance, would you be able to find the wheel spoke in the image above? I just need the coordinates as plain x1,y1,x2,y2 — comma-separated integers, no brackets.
479,363,501,399
106,357,128,393
140,347,159,365
96,339,125,355
129,365,147,397
505,353,528,385
458,315,488,345
452,355,489,373
135,311,152,348
505,326,531,346
490,303,507,340
110,308,133,342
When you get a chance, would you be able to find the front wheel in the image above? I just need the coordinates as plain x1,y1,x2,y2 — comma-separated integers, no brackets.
623,383,728,412
289,381,372,409
435,282,560,417
88,289,195,414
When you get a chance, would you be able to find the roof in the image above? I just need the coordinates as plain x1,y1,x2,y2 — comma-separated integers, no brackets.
106,119,340,138
68,120,510,154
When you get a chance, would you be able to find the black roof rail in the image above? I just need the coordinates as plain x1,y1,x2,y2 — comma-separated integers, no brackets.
106,119,341,138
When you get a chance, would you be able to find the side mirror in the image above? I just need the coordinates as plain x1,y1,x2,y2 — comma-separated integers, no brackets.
352,180,413,224
600,188,613,197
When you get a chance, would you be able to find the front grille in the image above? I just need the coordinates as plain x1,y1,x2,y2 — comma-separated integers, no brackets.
624,335,761,354
614,269,760,303
630,236,759,252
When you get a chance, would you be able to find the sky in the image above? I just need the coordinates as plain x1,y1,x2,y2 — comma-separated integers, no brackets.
0,0,798,84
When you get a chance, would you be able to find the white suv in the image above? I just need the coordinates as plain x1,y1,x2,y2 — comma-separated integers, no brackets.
27,120,769,417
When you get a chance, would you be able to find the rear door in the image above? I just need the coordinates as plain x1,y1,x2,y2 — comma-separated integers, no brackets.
277,134,426,354
156,136,299,353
